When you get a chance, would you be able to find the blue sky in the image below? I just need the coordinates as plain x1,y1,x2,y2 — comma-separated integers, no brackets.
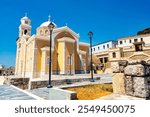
0,0,150,67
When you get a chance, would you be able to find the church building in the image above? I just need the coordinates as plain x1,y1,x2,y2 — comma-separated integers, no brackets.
15,15,90,78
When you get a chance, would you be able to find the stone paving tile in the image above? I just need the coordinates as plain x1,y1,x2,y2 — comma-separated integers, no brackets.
0,85,35,100
27,88,49,99
10,96,34,100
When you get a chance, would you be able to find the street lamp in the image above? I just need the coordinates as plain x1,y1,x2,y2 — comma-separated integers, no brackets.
47,22,55,88
70,53,72,75
57,53,59,75
88,31,94,82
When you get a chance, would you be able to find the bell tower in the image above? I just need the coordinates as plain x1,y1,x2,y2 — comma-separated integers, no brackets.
15,14,32,77
19,13,31,37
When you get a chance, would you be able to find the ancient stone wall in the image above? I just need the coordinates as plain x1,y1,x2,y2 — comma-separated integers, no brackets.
111,60,150,99
3,76,100,90
4,78,29,89
30,77,100,90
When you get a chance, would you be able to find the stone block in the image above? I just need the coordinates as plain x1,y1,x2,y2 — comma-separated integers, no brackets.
147,77,150,82
119,66,125,73
3,77,29,89
112,73,126,95
111,62,120,73
128,60,147,65
145,66,150,75
48,88,77,100
133,77,149,98
125,76,133,96
124,64,145,76
37,81,42,85
119,61,128,66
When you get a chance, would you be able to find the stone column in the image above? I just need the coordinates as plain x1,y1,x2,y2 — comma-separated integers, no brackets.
32,40,37,78
111,61,127,95
43,50,47,75
124,60,150,98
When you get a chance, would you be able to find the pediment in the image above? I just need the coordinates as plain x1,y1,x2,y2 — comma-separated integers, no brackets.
53,26,79,39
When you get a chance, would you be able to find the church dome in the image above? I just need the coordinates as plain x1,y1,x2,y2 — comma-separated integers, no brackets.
22,16,29,20
39,16,57,28
40,21,57,28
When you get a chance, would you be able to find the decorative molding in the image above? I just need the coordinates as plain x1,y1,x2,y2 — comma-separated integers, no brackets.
77,50,86,55
53,26,80,39
41,47,54,51
57,37,75,43
35,35,49,41
79,42,90,47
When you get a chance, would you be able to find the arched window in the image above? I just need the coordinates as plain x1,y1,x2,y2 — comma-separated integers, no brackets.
40,30,42,35
25,20,28,24
112,52,116,58
45,30,49,36
18,43,21,48
103,45,105,49
24,29,28,35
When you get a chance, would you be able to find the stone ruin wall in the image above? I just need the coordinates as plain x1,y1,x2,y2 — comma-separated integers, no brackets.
111,60,150,99
4,78,29,90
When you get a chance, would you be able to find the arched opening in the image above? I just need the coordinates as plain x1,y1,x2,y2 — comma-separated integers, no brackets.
40,30,42,35
45,30,49,36
55,31,75,39
54,31,76,52
19,43,21,48
112,52,116,58
24,29,28,35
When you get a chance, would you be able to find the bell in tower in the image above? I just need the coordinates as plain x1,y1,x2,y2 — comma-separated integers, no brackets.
19,13,31,37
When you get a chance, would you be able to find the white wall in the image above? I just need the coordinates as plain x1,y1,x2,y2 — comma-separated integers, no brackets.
92,41,117,54
118,35,150,48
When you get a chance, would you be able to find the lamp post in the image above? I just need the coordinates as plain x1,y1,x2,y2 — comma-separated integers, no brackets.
88,31,94,82
47,22,55,88
57,53,59,75
70,53,72,75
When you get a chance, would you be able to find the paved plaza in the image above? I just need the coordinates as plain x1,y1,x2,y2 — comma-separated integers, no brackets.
0,85,36,100
27,74,112,100
0,74,112,100
0,73,148,100
3,73,143,100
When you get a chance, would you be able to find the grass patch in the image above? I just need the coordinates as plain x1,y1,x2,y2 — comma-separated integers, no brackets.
64,83,113,100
